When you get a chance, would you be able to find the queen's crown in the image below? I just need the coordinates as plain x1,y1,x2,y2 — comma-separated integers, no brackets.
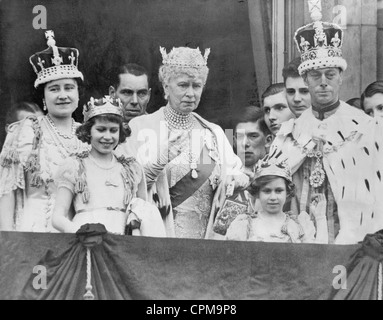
160,46,210,68
29,30,83,88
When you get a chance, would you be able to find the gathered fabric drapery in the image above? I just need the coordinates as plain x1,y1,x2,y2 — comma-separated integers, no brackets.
0,225,371,300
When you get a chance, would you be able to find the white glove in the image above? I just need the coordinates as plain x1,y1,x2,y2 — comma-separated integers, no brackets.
144,130,189,182
310,193,327,221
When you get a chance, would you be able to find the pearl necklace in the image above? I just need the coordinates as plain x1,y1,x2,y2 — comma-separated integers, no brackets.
164,105,195,131
43,116,82,157
46,114,76,139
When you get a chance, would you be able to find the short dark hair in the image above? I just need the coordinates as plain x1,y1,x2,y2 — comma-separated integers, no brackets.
109,63,150,89
5,101,42,125
361,81,383,111
282,57,302,84
76,114,130,145
233,107,271,137
261,83,285,107
250,175,295,199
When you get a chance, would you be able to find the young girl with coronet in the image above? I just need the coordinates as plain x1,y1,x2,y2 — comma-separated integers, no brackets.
226,157,328,243
52,96,165,236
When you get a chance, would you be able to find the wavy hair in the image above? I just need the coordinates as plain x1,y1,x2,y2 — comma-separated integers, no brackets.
76,114,130,145
249,175,296,199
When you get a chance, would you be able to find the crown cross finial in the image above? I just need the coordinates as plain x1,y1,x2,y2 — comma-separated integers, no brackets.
45,30,56,47
308,0,322,22
45,30,55,39
104,95,114,104
51,53,63,66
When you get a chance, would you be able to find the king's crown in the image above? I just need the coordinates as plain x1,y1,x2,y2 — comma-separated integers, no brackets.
294,0,347,75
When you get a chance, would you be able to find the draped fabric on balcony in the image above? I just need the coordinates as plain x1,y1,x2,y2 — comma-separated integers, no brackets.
2,224,382,300
329,230,383,300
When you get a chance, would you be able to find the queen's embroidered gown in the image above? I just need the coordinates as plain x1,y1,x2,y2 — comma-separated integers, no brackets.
0,115,90,232
54,152,143,235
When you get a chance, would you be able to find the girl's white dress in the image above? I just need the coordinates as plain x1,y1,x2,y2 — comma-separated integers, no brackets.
55,152,144,235
226,211,316,243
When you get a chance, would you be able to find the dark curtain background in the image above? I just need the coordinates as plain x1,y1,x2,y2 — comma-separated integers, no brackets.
0,0,260,148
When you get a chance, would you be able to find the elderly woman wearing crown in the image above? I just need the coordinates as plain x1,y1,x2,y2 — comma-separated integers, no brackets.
0,30,90,232
117,46,249,239
51,96,165,236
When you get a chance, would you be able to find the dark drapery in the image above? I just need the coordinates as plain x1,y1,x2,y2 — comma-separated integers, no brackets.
329,231,383,300
0,227,365,300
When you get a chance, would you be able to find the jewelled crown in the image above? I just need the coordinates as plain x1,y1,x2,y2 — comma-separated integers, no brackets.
160,46,211,68
294,0,347,75
254,156,292,183
29,30,84,88
83,95,123,122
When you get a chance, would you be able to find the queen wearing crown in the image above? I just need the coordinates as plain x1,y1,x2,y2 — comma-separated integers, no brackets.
117,46,249,239
0,30,90,232
52,96,165,236
226,157,328,243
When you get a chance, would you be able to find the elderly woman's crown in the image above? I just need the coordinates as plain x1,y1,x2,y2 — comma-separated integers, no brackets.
83,95,123,122
160,46,210,68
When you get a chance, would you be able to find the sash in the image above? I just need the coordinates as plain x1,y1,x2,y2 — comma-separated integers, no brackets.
170,148,216,209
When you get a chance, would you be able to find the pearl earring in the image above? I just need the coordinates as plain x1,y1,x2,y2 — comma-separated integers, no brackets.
43,99,47,111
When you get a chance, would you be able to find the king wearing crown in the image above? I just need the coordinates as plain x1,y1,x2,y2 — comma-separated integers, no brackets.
267,0,383,245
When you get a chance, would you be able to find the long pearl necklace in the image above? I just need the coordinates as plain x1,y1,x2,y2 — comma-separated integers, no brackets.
164,105,199,178
44,116,82,157
46,114,76,139
164,105,195,131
